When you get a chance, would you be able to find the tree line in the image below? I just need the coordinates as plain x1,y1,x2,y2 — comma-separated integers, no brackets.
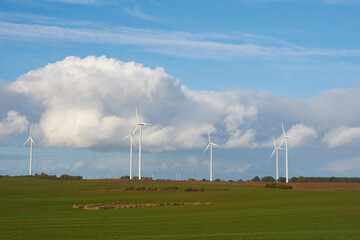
250,176,360,183
0,172,82,180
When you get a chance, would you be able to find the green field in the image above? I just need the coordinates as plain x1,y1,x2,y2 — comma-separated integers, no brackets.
1,178,360,239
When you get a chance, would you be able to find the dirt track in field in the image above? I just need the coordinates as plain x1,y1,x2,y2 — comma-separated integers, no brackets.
87,179,360,190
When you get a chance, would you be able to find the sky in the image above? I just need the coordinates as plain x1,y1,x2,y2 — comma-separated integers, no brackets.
0,0,359,180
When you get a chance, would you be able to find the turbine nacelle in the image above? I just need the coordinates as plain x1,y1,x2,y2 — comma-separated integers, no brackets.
280,122,294,147
203,133,220,154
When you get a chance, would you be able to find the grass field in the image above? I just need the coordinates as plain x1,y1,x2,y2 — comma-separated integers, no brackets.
1,178,360,239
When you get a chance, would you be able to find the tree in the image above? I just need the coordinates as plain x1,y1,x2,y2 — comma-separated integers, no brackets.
261,176,275,182
290,177,298,182
278,177,286,183
251,176,261,182
297,176,305,183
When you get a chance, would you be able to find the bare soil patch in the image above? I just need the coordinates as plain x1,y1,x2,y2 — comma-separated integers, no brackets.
239,182,360,190
87,179,360,190
73,202,210,210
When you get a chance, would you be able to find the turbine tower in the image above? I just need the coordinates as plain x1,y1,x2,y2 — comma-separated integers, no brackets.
133,106,151,180
203,133,220,182
270,136,283,182
122,126,136,180
24,124,35,175
280,123,293,183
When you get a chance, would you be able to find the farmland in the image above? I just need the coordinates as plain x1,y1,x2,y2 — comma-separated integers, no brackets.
1,178,360,239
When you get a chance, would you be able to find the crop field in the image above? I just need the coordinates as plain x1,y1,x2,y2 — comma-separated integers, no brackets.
1,178,360,240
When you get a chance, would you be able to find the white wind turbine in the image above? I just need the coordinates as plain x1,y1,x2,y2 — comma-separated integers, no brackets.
24,124,35,176
270,136,284,182
122,125,136,180
280,122,294,183
203,133,220,182
133,106,151,180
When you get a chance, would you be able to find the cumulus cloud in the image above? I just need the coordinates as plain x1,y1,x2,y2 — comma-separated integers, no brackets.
224,129,258,148
262,123,317,148
322,127,360,148
0,111,29,138
5,56,360,154
285,123,318,148
8,56,257,151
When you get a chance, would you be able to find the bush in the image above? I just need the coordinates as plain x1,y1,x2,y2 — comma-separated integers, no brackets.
214,178,221,182
184,187,205,192
164,186,178,191
265,183,292,189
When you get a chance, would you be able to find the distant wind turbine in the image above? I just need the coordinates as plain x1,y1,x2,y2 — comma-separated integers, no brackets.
280,122,294,183
133,106,151,180
122,125,136,180
203,133,220,182
24,124,35,175
270,136,284,182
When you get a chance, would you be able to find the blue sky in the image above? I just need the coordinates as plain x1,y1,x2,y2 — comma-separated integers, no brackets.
0,0,359,180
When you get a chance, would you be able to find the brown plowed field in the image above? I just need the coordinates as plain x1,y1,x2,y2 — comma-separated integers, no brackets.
88,179,360,190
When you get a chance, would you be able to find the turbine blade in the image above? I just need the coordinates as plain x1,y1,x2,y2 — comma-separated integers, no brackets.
24,138,30,145
278,147,284,150
212,143,220,148
203,144,210,154
122,134,130,141
141,122,151,126
29,123,33,136
132,125,138,135
135,106,139,124
31,138,35,145
282,122,285,135
208,132,211,143
272,136,276,148
279,137,285,147
270,148,276,159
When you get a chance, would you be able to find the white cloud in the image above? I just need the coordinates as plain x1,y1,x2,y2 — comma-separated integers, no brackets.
4,56,360,153
124,7,160,22
9,56,257,151
224,129,258,148
43,0,100,4
0,111,29,137
286,123,318,147
1,22,360,60
262,123,317,148
322,126,360,148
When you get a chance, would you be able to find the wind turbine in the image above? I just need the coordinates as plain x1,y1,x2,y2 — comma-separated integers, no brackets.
24,124,35,176
280,122,293,183
122,126,136,180
203,133,220,182
270,136,284,182
133,106,151,180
